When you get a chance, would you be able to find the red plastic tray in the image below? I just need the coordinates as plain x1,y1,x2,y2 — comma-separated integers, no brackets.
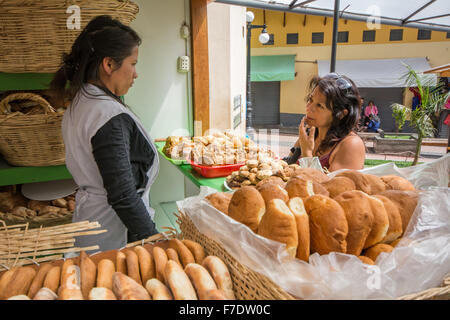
188,160,245,178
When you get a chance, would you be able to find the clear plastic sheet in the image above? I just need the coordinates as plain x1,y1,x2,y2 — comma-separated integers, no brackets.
177,154,450,299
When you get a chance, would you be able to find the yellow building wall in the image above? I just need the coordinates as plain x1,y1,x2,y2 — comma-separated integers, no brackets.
249,10,450,116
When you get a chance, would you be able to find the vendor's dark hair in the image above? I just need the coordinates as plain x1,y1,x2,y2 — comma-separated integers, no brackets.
50,15,141,105
306,74,361,155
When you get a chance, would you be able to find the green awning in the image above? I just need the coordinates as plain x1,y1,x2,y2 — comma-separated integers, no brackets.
250,55,296,82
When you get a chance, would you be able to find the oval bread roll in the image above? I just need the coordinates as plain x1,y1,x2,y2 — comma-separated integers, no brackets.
27,262,53,299
43,266,61,294
60,259,75,287
379,190,419,235
164,260,198,300
363,196,390,249
60,263,81,290
168,239,195,268
357,256,375,265
88,287,117,300
112,272,150,300
364,243,394,262
204,289,228,300
228,186,266,233
255,176,286,190
125,250,142,285
182,239,206,265
202,255,235,300
96,259,115,290
3,266,37,299
364,174,386,195
7,294,31,300
153,246,169,284
184,263,218,300
288,197,310,262
0,267,18,299
116,251,127,274
145,278,173,300
321,176,356,198
373,195,403,244
134,246,155,285
166,248,182,266
33,287,58,300
80,251,97,299
205,192,233,215
58,286,84,300
285,177,315,199
381,175,415,191
336,170,372,194
257,183,289,206
293,167,330,184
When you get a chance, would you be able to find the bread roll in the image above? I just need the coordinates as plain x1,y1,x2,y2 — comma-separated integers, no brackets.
285,176,315,199
164,260,198,300
80,251,97,299
33,287,58,300
116,251,127,274
153,246,168,284
96,259,115,290
88,287,117,300
336,170,372,194
3,266,37,299
256,176,286,190
363,195,390,249
112,272,150,300
145,278,173,300
257,199,298,258
381,175,415,191
364,243,394,262
184,263,218,300
373,195,403,244
60,262,81,289
182,239,206,265
304,195,348,255
43,266,61,294
258,182,289,206
357,256,375,265
125,249,142,285
390,237,412,247
287,197,310,262
379,190,419,234
364,174,386,194
166,248,182,266
202,256,235,300
334,190,374,256
312,181,330,197
168,239,196,268
293,167,330,184
58,286,84,300
7,294,31,300
205,192,233,215
0,267,18,299
134,246,155,285
227,186,265,233
27,262,53,299
321,176,356,198
204,289,228,300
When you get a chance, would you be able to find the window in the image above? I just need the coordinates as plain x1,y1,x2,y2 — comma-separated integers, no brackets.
263,34,274,45
417,29,431,40
447,32,450,39
337,31,349,43
286,33,299,44
312,32,324,44
389,29,403,41
363,30,376,42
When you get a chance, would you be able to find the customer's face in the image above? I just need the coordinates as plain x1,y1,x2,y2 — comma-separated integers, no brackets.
109,46,139,96
305,87,333,128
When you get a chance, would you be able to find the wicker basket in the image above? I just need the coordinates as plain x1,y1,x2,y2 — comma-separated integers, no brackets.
0,0,139,73
0,92,65,166
177,211,450,300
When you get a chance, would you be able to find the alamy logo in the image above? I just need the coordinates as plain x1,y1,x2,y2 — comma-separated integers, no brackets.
365,5,381,30
67,5,81,30
366,265,381,290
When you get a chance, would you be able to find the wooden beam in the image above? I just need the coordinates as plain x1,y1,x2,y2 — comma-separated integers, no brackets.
303,14,307,26
190,0,210,136
283,12,286,28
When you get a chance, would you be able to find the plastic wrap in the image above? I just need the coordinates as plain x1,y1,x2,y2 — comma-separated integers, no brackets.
177,154,450,299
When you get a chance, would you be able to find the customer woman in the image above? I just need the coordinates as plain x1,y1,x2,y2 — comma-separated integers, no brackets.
283,73,366,172
50,15,159,252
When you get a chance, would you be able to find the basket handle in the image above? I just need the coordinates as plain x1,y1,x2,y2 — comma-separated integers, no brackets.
0,93,55,115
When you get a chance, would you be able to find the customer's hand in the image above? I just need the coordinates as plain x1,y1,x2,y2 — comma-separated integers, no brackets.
299,117,315,157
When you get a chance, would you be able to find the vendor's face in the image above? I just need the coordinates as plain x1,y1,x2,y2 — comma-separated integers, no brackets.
109,46,139,96
305,87,333,128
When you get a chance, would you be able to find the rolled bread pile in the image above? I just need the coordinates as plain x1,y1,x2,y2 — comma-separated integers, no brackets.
206,168,419,265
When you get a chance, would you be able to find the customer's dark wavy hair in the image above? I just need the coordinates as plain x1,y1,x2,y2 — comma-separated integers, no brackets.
306,74,362,155
50,15,141,106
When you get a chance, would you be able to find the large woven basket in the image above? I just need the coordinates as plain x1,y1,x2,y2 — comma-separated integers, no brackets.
177,211,450,300
0,0,139,73
0,92,65,166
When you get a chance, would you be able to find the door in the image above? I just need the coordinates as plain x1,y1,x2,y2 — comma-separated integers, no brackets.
251,81,280,126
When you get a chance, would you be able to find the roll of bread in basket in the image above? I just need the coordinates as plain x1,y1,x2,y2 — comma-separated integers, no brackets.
205,168,419,264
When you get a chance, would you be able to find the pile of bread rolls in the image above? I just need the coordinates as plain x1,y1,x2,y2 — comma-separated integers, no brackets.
206,168,420,265
0,239,235,300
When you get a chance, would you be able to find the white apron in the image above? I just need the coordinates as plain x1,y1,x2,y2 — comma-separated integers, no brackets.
62,84,159,254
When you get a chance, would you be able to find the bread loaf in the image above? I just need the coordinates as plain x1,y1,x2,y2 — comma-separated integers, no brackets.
202,255,235,300
27,262,53,299
43,266,61,293
381,175,415,191
58,286,84,300
112,272,150,300
168,239,196,268
182,239,206,265
228,186,265,233
255,176,286,190
145,278,173,300
257,183,289,206
166,248,182,266
164,260,198,300
373,195,403,244
60,260,80,289
304,195,348,255
321,176,356,198
204,289,228,300
134,246,155,285
80,251,97,299
334,190,374,256
357,256,375,265
205,192,233,215
7,294,31,300
364,174,386,194
293,167,330,184
379,190,419,235
364,243,394,262
116,251,127,274
96,259,115,290
88,287,117,300
312,181,330,197
363,195,390,249
125,249,142,285
0,267,18,299
153,246,169,284
184,263,218,300
33,287,58,300
336,170,372,194
287,197,310,262
3,266,37,299
284,176,315,199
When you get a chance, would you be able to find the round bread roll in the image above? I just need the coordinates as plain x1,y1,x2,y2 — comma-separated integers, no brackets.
373,195,403,244
228,186,265,233
258,182,289,206
321,176,356,198
257,199,298,258
287,197,310,262
312,181,330,197
293,167,330,184
336,170,372,194
285,176,315,199
255,176,286,190
364,243,394,262
205,192,233,215
334,190,374,256
381,175,415,191
363,196,390,249
303,194,348,255
379,190,419,235
357,256,375,265
364,174,386,195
